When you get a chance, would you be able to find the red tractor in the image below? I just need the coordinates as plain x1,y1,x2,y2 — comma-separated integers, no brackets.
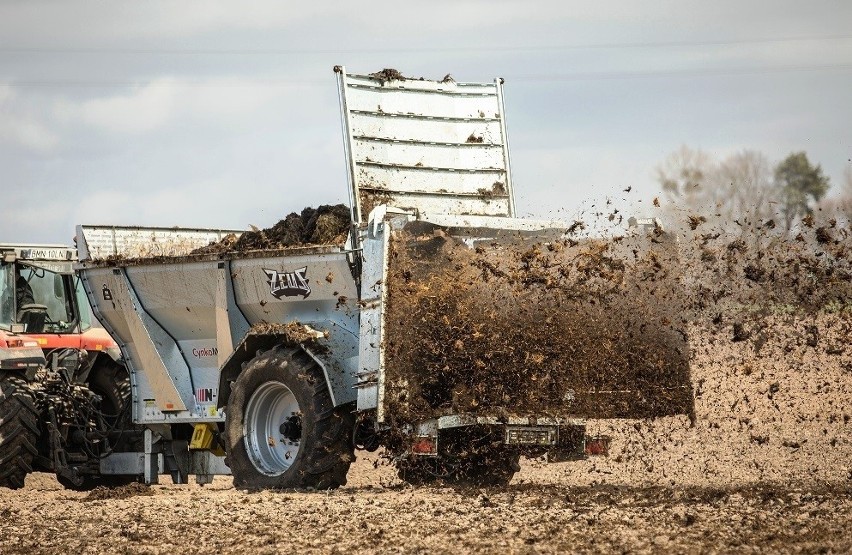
0,244,135,489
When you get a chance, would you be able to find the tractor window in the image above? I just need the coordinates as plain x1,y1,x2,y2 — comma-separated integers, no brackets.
17,265,75,333
74,276,93,331
0,262,13,330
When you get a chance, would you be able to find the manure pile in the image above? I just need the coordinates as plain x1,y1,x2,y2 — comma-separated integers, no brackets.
192,204,350,254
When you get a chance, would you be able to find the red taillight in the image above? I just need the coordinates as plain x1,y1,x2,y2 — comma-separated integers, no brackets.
584,436,610,456
411,437,437,455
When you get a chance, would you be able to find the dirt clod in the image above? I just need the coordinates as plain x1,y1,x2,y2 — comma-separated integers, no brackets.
370,68,408,84
84,482,153,501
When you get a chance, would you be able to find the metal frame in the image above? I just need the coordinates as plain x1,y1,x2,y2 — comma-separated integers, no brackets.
334,66,361,227
334,66,516,226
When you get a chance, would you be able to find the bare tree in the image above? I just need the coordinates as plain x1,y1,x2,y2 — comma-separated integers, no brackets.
715,150,776,226
656,145,713,205
655,146,778,233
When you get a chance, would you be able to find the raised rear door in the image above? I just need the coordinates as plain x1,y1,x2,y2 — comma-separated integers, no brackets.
335,66,515,224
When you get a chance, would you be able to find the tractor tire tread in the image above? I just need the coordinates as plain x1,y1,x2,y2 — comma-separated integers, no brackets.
0,374,40,490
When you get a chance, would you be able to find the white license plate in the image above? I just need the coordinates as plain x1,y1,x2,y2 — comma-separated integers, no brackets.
505,426,557,446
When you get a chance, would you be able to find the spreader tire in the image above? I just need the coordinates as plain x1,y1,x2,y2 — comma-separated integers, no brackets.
225,346,355,490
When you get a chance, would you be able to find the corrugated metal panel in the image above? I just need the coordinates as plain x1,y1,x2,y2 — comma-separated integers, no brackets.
76,225,243,261
335,67,515,223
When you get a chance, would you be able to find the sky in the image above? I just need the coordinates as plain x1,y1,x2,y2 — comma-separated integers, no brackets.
0,0,850,244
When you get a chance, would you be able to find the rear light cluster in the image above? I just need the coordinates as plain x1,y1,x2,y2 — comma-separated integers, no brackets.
584,436,610,456
411,437,437,455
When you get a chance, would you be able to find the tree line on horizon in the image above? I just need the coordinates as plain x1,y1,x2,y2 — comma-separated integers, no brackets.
654,146,851,234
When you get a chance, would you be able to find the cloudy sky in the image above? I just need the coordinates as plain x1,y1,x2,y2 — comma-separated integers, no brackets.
1,0,850,244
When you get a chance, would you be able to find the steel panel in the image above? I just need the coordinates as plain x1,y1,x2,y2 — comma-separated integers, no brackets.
124,262,223,341
352,139,506,173
98,269,189,413
349,114,503,145
356,225,388,413
336,67,515,223
226,252,360,406
78,239,361,416
357,163,508,196
359,190,510,220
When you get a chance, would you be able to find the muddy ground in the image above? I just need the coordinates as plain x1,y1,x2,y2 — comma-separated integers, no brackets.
2,314,850,553
1,471,849,554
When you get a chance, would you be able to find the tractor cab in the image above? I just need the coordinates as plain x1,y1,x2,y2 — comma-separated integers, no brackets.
0,244,116,381
0,244,86,336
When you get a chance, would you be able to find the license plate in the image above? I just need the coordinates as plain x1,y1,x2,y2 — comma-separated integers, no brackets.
505,426,557,446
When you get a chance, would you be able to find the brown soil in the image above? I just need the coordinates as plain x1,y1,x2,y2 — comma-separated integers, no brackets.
248,321,329,343
2,256,850,552
3,431,850,554
358,190,394,222
382,217,850,428
192,204,350,254
369,68,408,84
83,482,153,502
4,298,851,552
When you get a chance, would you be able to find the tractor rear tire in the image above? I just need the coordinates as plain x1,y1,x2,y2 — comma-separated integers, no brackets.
225,346,355,490
0,374,39,490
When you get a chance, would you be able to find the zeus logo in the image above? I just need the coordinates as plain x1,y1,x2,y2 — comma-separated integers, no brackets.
263,266,311,299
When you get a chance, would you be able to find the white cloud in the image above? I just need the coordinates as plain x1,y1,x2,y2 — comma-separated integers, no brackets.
0,116,59,151
0,85,59,151
0,85,12,104
55,77,281,134
56,80,178,134
0,1,336,43
0,0,849,245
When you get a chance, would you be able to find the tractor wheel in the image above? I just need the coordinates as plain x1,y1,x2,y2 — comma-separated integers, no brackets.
57,360,138,491
397,450,520,487
89,358,132,425
0,373,40,490
225,346,355,490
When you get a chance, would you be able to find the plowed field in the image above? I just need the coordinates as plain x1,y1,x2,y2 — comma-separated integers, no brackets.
2,316,850,554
